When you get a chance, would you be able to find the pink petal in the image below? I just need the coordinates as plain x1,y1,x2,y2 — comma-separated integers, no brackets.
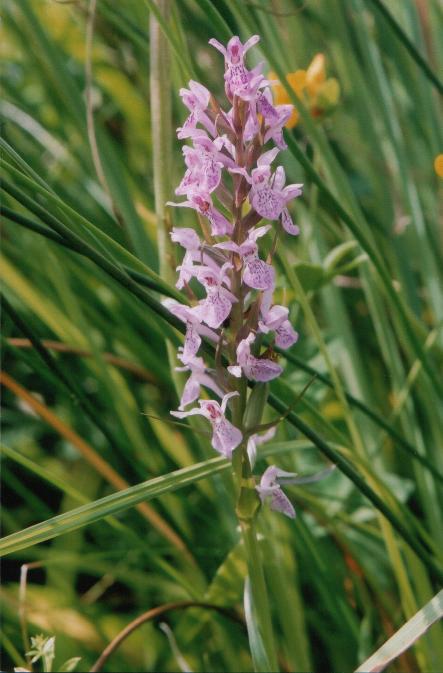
242,34,260,53
207,207,233,236
281,207,300,235
183,323,201,361
251,188,284,220
243,258,275,290
263,304,289,330
189,80,210,107
220,390,240,414
171,407,205,420
214,241,240,253
271,488,296,518
179,375,201,410
171,227,200,250
197,293,233,329
282,184,303,201
257,147,280,167
275,321,299,349
244,356,282,382
177,112,197,138
254,427,277,447
236,333,255,366
273,166,286,191
248,224,272,242
208,38,227,57
212,418,243,458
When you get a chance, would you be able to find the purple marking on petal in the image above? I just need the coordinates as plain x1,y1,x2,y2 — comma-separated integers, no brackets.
212,418,243,458
281,207,300,235
271,489,296,518
199,292,233,329
275,321,299,349
245,357,282,382
183,323,201,361
207,207,233,236
243,258,275,290
251,188,284,220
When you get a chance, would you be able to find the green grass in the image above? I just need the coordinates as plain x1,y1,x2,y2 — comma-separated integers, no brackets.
1,0,442,671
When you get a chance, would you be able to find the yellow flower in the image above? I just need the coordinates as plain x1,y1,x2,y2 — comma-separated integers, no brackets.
269,70,306,128
305,53,326,96
269,53,340,128
434,154,443,179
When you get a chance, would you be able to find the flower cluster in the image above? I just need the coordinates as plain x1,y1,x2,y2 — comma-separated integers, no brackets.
164,35,303,517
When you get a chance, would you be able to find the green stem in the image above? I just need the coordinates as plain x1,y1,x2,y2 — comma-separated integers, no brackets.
241,518,279,672
150,0,173,282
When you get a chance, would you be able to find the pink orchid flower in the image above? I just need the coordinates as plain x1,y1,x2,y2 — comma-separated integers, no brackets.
162,299,218,362
209,35,265,101
193,262,238,329
259,289,299,349
214,224,275,291
175,144,224,197
177,80,216,139
256,465,296,518
232,149,303,234
250,161,302,234
257,465,336,517
245,88,293,149
167,192,233,237
170,227,202,290
171,391,242,458
175,352,223,410
228,332,282,382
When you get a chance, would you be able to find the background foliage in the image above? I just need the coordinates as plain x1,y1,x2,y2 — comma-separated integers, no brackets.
1,0,442,671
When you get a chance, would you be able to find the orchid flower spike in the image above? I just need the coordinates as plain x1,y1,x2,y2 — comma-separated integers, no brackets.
165,34,304,473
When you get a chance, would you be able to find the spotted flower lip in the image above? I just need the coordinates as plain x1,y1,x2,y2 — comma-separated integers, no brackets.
175,144,224,196
214,225,275,291
232,157,302,234
259,289,299,349
228,332,283,382
192,262,238,329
